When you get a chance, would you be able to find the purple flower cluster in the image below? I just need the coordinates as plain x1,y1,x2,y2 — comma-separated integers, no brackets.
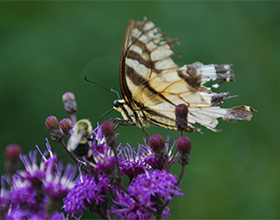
110,169,182,219
63,174,108,217
1,92,192,220
0,140,76,220
61,122,187,219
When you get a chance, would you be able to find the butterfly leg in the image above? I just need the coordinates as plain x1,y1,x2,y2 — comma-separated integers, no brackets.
141,126,152,143
142,126,152,135
110,117,135,124
110,117,127,123
110,118,136,130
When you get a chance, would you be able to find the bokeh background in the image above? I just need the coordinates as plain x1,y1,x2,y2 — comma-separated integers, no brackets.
1,1,280,219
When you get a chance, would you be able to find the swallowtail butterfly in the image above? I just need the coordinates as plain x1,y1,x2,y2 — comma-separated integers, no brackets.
113,18,255,132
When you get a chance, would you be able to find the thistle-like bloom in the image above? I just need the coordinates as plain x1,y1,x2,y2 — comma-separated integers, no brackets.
59,118,74,139
11,174,38,211
87,123,122,184
116,135,177,181
149,134,168,165
2,114,189,220
43,161,77,198
45,115,64,143
177,136,192,166
62,92,78,115
141,136,176,170
63,174,109,218
0,140,76,219
175,104,189,132
117,143,150,181
91,144,117,175
5,144,21,180
101,121,118,150
110,169,183,219
0,175,11,218
65,121,185,219
5,208,66,220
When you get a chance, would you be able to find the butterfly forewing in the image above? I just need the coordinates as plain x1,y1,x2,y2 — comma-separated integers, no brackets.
115,18,254,132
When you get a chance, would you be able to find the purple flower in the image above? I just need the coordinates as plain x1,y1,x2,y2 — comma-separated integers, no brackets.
63,174,109,218
111,191,154,220
19,150,45,186
117,143,150,181
92,146,117,174
0,175,11,214
5,209,66,220
5,207,30,220
110,169,183,219
141,136,176,170
2,117,189,220
1,139,75,220
11,175,38,210
85,124,122,185
19,139,58,186
128,169,183,204
43,161,77,198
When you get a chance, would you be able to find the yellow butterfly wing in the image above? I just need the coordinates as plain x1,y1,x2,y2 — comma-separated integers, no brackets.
117,18,254,132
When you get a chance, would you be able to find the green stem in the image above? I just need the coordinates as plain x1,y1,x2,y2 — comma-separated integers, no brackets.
59,141,88,174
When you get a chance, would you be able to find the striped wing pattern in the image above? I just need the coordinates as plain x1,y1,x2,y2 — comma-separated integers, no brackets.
115,18,254,132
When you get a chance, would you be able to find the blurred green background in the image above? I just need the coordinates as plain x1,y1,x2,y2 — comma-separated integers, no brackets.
1,2,280,219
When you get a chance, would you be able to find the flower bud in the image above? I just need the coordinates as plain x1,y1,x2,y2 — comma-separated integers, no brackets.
177,136,191,166
101,121,115,135
149,134,167,164
59,118,73,139
5,144,21,179
101,121,118,150
62,92,78,115
45,115,59,128
5,144,21,161
175,104,189,132
45,116,64,142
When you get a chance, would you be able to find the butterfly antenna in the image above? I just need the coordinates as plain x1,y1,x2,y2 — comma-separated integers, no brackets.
110,87,120,99
84,75,119,100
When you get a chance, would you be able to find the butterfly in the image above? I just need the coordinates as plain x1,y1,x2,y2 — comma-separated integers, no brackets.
113,17,255,133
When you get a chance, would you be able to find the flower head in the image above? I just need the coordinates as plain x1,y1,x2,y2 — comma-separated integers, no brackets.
177,136,192,166
85,124,121,184
59,118,73,139
101,121,118,150
62,92,78,115
110,169,183,219
5,143,21,181
117,143,150,181
63,174,109,218
1,139,75,219
11,174,38,211
149,134,168,165
175,104,189,132
43,162,77,198
0,175,11,215
45,116,64,143
141,136,176,170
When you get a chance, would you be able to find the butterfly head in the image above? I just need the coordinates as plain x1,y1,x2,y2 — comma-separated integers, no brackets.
113,99,127,118
113,99,119,108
